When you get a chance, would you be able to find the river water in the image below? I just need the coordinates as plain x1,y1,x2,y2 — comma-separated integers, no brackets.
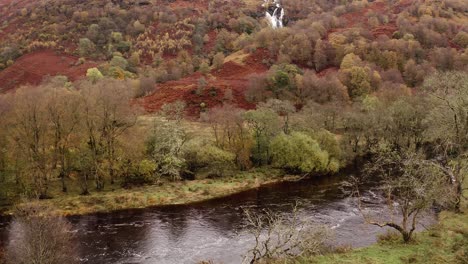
0,175,435,264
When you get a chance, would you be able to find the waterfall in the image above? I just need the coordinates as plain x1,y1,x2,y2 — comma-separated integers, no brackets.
264,0,285,29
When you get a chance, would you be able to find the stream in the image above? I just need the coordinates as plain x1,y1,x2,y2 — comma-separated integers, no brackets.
0,175,435,264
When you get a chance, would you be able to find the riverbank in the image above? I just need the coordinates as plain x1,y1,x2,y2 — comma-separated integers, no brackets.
2,168,303,216
275,209,468,264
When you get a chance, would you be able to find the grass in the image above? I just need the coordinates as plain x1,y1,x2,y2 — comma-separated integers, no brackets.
2,168,295,216
272,209,468,264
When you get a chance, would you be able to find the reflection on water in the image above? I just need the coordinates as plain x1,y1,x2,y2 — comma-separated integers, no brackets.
0,175,435,264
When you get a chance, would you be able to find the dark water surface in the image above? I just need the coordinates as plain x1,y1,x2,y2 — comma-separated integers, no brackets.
0,175,435,264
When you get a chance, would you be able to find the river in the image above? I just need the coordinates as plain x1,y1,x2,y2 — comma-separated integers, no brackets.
0,174,435,263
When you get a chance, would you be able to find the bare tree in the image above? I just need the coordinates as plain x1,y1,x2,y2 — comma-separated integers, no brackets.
347,150,452,242
10,87,52,198
424,71,468,211
79,79,138,189
5,203,77,264
201,104,253,170
242,205,331,263
44,85,82,193
0,94,13,186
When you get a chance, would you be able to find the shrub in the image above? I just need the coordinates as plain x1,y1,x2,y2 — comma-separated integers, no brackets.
212,52,225,69
453,31,468,48
86,67,104,83
184,142,235,178
133,20,145,34
270,132,330,174
78,38,95,57
377,230,403,244
345,66,372,99
122,160,158,187
5,203,77,264
110,55,128,70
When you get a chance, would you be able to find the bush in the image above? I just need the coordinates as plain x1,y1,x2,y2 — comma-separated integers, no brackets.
270,132,330,174
184,142,236,178
122,159,158,187
377,230,402,244
6,203,77,264
110,55,128,70
212,52,225,69
86,67,104,82
453,31,468,48
78,38,95,57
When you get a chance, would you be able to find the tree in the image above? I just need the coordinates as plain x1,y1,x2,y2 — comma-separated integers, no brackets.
243,205,331,263
266,64,302,99
244,108,281,165
270,132,333,174
86,68,103,83
212,52,225,69
424,71,468,210
348,150,451,242
345,66,372,99
282,33,313,64
453,31,468,48
202,104,252,170
340,53,362,70
78,38,95,57
0,94,12,191
10,87,52,198
86,24,103,45
110,55,128,70
299,71,349,104
79,79,137,189
160,100,186,123
183,142,235,178
314,39,327,72
246,73,270,103
146,119,187,181
259,99,295,134
44,85,82,193
6,203,77,264
403,59,426,87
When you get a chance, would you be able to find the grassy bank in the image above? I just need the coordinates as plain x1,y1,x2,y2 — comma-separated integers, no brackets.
2,168,299,216
275,210,467,264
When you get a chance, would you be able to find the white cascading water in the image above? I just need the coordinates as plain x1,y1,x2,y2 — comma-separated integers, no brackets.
263,0,285,29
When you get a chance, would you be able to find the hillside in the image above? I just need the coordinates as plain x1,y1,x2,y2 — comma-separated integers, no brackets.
0,0,466,113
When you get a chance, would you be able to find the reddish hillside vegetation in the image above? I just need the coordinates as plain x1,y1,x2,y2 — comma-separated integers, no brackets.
141,48,271,116
0,50,95,92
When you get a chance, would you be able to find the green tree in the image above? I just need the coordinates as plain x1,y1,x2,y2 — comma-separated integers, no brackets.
110,55,128,70
183,142,235,178
259,99,295,134
270,132,331,174
267,64,302,99
346,66,372,99
340,53,362,70
86,67,103,83
146,119,187,181
243,108,281,165
79,38,95,57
